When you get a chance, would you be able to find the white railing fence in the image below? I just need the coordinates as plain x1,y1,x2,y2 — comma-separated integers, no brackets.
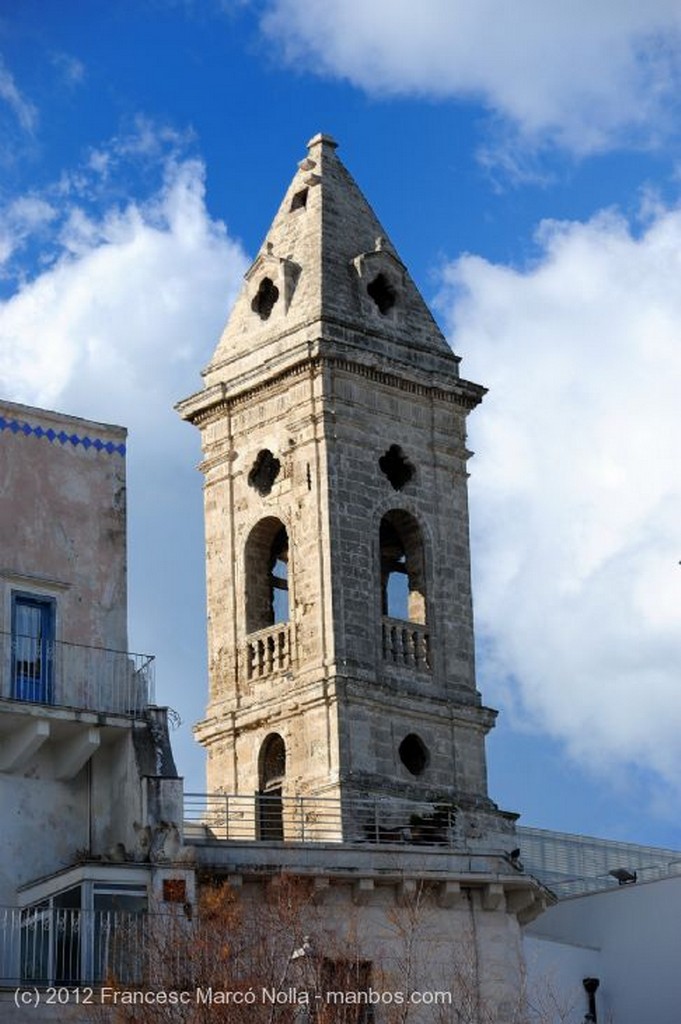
0,907,150,987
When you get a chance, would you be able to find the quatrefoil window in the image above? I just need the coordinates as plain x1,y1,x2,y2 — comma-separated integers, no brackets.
252,277,279,321
248,449,281,496
379,445,414,491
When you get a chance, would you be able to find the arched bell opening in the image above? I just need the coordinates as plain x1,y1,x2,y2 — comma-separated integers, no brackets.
245,518,289,634
380,510,426,624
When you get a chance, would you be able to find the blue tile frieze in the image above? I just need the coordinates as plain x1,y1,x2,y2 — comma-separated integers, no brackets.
0,414,125,456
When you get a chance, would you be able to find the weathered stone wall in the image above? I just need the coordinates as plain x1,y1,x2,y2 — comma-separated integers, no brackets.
196,361,341,800
193,349,497,813
326,361,476,690
324,356,494,805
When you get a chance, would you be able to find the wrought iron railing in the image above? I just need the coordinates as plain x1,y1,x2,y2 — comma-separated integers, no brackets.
0,907,149,986
184,792,458,846
0,632,154,716
382,618,431,670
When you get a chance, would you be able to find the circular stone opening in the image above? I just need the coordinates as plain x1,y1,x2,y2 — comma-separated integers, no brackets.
398,733,429,776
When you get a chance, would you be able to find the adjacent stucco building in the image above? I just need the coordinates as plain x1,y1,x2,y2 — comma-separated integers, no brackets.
0,400,190,1013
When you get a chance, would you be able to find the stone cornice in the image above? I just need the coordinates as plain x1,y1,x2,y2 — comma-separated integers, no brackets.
178,351,485,429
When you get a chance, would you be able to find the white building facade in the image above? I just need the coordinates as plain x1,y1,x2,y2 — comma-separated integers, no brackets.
525,874,681,1024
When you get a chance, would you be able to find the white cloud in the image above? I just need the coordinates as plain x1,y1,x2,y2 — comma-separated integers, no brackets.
50,51,86,88
0,119,198,278
438,199,681,798
0,196,57,269
1,159,238,408
0,153,248,786
52,118,195,201
0,55,37,133
259,0,681,156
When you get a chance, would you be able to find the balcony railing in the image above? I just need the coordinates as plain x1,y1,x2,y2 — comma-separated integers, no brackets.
0,907,150,987
382,617,431,670
245,623,291,680
184,792,457,846
0,632,154,717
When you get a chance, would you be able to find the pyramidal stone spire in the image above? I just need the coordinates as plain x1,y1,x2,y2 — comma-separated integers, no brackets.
183,134,482,421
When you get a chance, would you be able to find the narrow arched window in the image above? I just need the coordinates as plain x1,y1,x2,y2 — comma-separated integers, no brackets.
245,518,289,633
257,733,285,841
380,511,426,624
259,733,286,792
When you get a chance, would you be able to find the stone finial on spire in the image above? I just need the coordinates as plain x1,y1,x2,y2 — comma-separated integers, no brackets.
306,132,338,152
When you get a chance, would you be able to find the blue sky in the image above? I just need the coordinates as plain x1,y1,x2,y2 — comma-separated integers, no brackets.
2,1,681,850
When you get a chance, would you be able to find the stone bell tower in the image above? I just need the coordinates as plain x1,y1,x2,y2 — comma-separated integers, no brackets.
178,133,513,844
